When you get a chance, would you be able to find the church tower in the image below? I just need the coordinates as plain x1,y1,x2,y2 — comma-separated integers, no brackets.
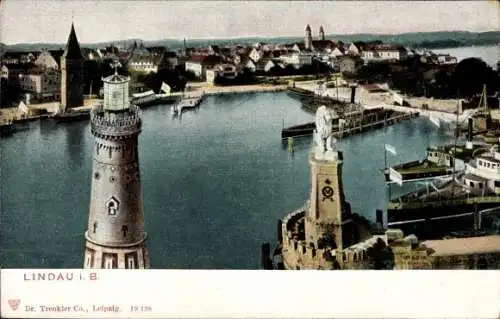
305,24,312,50
60,23,84,110
84,63,150,269
319,25,325,41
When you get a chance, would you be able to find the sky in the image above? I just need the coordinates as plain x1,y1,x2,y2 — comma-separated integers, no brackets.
0,1,499,44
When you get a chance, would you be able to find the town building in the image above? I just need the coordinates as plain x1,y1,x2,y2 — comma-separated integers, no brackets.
81,48,103,60
373,44,408,61
0,51,39,65
279,52,313,69
18,66,60,102
60,23,84,110
337,55,362,74
206,63,238,84
127,44,166,73
185,55,224,80
84,64,150,269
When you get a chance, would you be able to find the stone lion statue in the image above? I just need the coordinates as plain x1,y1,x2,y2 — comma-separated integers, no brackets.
314,105,337,152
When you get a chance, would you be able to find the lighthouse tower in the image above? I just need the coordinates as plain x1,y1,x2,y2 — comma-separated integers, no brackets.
84,62,150,269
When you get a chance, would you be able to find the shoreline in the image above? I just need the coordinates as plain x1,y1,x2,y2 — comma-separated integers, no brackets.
0,83,288,124
1,81,481,126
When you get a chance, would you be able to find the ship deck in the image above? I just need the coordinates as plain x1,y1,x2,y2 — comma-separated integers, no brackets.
393,160,450,174
389,176,500,206
427,143,491,162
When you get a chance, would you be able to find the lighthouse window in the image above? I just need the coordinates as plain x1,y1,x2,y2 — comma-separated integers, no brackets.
105,197,119,215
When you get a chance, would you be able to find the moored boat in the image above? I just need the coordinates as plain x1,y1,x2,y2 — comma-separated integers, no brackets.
286,86,315,101
387,145,500,239
51,109,91,123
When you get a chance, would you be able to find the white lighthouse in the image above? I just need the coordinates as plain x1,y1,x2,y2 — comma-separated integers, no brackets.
84,62,150,269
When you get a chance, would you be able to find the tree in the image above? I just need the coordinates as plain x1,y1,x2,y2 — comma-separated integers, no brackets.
0,77,22,108
83,60,101,95
452,57,496,98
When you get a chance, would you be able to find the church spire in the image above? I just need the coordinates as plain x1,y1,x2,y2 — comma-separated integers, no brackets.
63,22,83,59
319,25,325,41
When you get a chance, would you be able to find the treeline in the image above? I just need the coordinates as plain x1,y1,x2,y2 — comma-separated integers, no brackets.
357,57,500,100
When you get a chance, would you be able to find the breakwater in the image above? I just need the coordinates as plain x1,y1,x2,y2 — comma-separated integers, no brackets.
281,108,420,139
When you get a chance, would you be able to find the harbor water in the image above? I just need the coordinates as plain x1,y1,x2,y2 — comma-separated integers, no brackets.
0,92,456,269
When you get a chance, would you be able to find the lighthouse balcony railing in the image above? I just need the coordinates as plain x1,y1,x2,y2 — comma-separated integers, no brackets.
91,105,142,135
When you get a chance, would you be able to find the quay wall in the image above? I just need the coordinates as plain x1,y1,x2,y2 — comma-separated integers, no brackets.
195,84,287,96
280,203,373,270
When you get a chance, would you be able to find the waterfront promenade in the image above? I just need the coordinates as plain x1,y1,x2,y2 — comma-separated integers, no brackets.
186,83,287,95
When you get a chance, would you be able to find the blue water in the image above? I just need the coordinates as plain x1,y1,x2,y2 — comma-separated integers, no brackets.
0,92,455,268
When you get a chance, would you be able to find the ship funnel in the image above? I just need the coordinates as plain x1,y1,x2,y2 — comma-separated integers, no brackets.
466,117,473,149
350,86,356,104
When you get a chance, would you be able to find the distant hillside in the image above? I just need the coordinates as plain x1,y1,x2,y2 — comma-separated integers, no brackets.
4,31,500,52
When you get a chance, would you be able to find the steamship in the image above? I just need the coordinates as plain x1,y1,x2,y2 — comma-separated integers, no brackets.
387,141,500,240
384,118,489,185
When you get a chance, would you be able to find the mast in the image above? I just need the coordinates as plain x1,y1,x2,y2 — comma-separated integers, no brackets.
451,91,460,199
384,145,387,171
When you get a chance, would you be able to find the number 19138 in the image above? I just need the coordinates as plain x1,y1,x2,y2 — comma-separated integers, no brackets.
130,305,152,312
